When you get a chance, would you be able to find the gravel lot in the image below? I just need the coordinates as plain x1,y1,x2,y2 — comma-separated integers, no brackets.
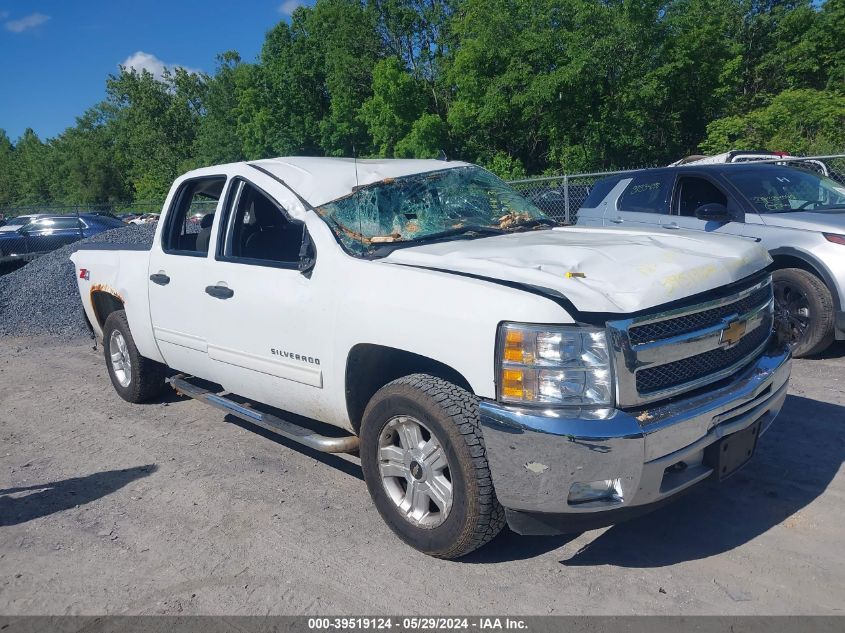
0,224,155,337
0,336,843,615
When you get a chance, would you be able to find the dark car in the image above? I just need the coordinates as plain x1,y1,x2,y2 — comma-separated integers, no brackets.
0,213,125,263
525,184,592,223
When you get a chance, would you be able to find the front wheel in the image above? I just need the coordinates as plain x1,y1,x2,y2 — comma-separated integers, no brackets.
360,374,505,559
772,268,835,358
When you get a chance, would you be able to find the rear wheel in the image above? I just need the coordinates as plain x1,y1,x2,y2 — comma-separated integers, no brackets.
772,268,835,358
360,374,505,559
103,310,167,403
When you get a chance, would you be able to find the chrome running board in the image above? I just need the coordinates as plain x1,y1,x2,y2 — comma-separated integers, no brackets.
168,374,359,453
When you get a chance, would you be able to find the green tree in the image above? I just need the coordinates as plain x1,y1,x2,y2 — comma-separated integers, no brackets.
48,105,130,204
309,0,382,155
12,129,51,205
0,130,16,207
106,66,206,200
360,56,427,156
194,52,249,166
395,113,448,158
700,88,845,154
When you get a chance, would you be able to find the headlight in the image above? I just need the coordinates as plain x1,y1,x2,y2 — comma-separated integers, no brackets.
496,323,613,406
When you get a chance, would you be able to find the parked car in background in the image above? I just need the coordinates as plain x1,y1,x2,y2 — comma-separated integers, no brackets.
88,210,122,221
0,213,125,264
526,184,591,222
577,163,845,356
0,213,49,231
129,213,159,225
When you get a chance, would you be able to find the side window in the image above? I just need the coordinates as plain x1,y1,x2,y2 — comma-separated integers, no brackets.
29,217,79,231
676,177,728,216
162,176,226,255
221,181,304,266
618,173,673,214
582,176,622,208
47,217,83,230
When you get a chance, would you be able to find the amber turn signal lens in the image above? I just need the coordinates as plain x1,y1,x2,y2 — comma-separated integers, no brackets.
503,329,529,363
501,368,529,399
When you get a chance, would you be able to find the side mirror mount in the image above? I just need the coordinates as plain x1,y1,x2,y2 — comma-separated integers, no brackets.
694,203,740,223
298,229,316,278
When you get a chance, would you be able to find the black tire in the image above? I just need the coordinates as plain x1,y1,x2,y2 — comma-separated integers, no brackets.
360,374,505,559
102,310,167,403
773,268,835,358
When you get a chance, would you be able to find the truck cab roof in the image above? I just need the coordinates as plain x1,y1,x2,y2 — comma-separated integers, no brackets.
183,157,472,209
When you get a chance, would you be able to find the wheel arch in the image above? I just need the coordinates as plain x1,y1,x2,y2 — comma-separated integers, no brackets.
769,247,841,311
90,288,125,329
344,343,474,434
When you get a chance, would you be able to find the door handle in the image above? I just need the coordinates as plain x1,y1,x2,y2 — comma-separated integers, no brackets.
661,222,680,229
205,285,234,299
149,273,170,285
609,217,624,224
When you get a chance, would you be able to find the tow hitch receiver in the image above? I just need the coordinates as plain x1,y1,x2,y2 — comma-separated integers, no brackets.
168,374,360,454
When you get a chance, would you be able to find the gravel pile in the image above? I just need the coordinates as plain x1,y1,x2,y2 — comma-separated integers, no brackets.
0,224,156,337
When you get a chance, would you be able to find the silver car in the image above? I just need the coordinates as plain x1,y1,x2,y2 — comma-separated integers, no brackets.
577,163,845,357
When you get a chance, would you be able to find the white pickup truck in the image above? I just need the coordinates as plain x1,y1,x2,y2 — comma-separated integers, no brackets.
71,158,791,558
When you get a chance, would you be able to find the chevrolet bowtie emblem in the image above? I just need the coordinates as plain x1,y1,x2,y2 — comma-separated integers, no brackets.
720,319,747,348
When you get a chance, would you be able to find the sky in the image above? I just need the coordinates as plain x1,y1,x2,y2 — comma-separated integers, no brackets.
0,0,314,143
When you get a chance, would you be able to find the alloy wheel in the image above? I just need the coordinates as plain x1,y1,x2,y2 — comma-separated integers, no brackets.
109,330,132,388
377,415,453,528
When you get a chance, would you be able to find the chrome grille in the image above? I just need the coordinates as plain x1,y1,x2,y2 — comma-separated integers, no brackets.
636,312,772,393
607,277,774,407
628,285,772,345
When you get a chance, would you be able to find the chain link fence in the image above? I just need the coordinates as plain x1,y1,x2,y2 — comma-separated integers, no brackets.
508,154,845,224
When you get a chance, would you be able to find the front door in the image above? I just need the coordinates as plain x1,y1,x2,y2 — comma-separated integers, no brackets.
202,178,332,419
669,174,755,238
147,175,227,377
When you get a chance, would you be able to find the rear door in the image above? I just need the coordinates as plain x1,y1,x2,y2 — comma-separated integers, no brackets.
607,171,676,229
576,176,625,226
147,175,227,377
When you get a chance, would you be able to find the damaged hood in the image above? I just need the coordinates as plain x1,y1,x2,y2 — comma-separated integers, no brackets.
384,226,772,314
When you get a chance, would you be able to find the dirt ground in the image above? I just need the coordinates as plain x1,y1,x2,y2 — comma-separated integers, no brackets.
0,336,843,615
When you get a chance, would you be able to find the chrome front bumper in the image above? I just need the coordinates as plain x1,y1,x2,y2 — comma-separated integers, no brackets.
480,344,791,532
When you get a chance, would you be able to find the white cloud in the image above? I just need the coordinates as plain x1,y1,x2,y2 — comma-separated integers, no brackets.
279,0,305,16
120,51,201,80
5,12,51,33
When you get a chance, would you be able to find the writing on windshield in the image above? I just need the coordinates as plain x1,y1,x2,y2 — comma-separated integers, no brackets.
727,167,845,213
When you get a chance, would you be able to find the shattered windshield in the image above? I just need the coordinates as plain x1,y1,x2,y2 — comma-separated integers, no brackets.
726,166,845,213
315,166,552,255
